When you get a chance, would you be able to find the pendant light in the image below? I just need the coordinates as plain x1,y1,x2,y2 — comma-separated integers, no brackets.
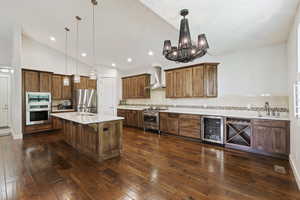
63,27,70,86
89,0,98,80
74,16,82,83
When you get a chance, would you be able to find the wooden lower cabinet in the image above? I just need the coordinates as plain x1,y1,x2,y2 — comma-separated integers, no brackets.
252,120,289,155
117,109,143,129
24,123,53,134
179,114,201,139
52,117,63,130
159,113,179,135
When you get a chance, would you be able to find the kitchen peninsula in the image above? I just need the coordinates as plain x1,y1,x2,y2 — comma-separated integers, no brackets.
51,112,123,162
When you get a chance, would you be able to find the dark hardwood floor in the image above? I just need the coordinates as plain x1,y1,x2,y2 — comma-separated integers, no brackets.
0,127,299,200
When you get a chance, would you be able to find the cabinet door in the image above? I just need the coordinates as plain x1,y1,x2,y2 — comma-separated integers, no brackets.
39,72,52,92
204,65,218,97
182,68,193,97
192,66,205,97
87,79,97,90
159,113,169,132
117,109,127,126
174,70,184,98
166,71,174,98
122,79,127,99
167,113,179,135
53,117,63,130
62,76,72,99
73,76,88,89
132,77,138,98
24,71,39,92
271,127,287,154
52,75,62,100
179,115,201,138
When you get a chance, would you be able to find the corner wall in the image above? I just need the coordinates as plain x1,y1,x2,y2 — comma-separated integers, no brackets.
287,4,300,188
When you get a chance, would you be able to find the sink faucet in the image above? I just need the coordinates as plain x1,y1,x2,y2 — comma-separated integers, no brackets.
265,102,270,116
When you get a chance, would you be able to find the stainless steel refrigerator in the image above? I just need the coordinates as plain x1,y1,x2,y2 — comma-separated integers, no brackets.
75,89,97,113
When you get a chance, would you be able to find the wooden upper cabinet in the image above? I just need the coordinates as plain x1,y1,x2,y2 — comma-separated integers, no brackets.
62,76,72,99
23,70,39,92
192,66,205,97
52,75,62,100
166,71,174,98
165,63,219,98
39,72,52,92
87,79,97,90
122,74,150,99
204,64,218,97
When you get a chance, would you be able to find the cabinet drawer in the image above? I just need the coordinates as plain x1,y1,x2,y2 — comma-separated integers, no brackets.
24,123,53,134
180,118,201,130
179,114,200,120
160,112,168,118
252,120,288,128
180,128,201,139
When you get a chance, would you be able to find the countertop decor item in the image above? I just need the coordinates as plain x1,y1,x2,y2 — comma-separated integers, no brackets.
163,9,209,63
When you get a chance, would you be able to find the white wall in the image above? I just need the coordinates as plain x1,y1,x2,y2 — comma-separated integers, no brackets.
22,35,92,76
10,25,23,139
287,4,300,188
121,43,288,108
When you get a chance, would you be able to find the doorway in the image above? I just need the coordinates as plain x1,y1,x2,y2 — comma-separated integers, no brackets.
98,77,117,116
0,74,10,136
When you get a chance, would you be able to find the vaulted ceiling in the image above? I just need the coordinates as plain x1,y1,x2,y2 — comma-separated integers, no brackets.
0,0,299,71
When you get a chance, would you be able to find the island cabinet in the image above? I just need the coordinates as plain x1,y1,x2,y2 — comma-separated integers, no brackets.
165,62,218,98
122,74,150,99
117,109,144,129
252,120,290,156
57,116,123,163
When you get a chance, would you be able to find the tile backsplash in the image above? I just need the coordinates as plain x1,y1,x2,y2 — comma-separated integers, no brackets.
124,89,289,112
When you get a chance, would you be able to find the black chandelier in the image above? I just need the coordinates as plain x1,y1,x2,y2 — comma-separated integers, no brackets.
163,9,209,63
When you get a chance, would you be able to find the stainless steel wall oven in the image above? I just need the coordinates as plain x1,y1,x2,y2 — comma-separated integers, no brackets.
26,92,51,125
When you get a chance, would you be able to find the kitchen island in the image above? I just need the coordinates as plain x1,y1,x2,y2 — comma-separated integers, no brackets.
51,112,123,162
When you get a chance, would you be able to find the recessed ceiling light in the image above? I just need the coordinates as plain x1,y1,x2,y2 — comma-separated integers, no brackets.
49,36,56,42
148,51,154,56
112,63,116,67
127,58,132,63
81,53,87,57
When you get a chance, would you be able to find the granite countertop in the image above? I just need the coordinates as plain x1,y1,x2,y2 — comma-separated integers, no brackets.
51,112,124,124
118,105,289,121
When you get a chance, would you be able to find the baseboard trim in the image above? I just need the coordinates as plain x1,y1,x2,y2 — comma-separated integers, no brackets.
289,155,300,190
10,128,23,140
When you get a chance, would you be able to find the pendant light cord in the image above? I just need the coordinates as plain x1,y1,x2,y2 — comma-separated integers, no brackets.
65,28,69,75
76,18,79,75
92,3,95,68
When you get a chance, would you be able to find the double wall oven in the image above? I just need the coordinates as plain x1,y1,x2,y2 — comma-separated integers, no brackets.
26,92,51,125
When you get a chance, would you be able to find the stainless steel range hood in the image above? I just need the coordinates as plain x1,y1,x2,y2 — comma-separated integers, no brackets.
151,66,165,90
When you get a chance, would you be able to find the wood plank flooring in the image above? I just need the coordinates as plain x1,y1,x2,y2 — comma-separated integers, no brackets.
0,127,299,200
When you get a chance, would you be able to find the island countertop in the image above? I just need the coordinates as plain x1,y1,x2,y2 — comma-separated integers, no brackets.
51,112,124,124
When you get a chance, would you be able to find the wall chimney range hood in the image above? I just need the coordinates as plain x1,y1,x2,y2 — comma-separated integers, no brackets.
151,66,165,90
